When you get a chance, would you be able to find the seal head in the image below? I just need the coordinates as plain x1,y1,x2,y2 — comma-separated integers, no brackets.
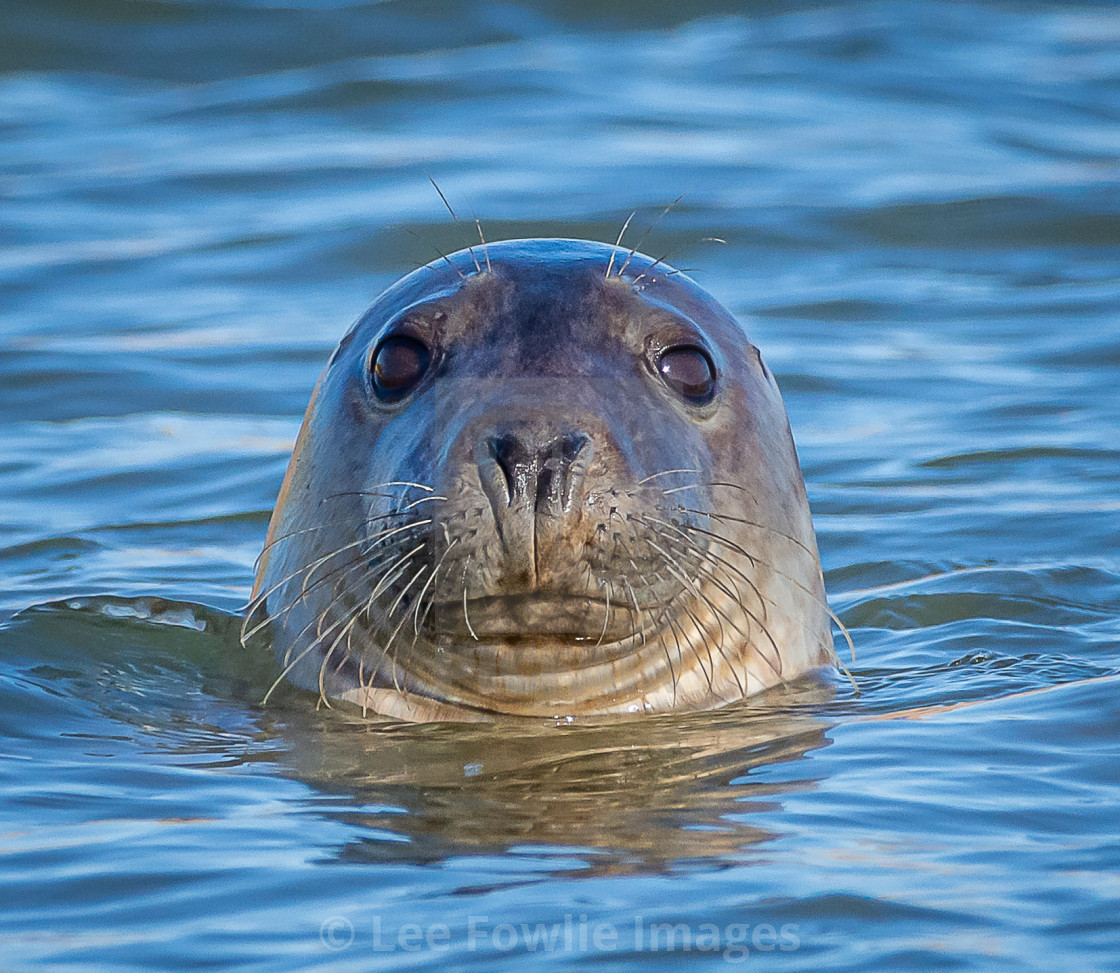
247,239,833,721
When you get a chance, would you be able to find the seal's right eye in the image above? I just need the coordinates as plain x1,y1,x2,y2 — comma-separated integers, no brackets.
371,336,430,401
658,345,717,405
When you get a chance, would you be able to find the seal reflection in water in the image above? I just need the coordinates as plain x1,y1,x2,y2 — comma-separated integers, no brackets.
245,239,835,721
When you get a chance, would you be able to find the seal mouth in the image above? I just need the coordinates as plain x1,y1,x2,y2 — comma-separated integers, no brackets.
429,593,640,643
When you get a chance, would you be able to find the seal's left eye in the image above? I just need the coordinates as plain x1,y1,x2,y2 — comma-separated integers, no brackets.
371,336,430,400
658,346,716,404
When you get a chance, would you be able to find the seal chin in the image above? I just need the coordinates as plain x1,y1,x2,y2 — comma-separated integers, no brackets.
247,238,835,722
433,593,635,641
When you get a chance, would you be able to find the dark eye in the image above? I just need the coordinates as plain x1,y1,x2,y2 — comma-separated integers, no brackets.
658,346,716,404
371,336,430,400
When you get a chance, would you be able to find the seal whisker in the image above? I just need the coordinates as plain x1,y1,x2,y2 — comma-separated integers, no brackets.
243,548,363,647
620,551,675,643
722,547,854,673
319,492,446,516
358,520,434,562
356,653,367,717
428,176,481,274
673,507,820,562
636,468,702,485
609,530,662,645
462,555,478,641
326,480,436,496
261,539,418,676
262,638,322,705
378,564,430,695
252,524,387,609
640,514,763,616
261,584,366,705
636,233,723,285
243,518,429,642
675,534,787,671
249,509,413,581
671,520,841,672
366,545,425,603
251,481,432,550
673,517,828,624
690,557,785,688
617,194,684,279
629,250,675,287
318,599,371,702
621,578,647,649
315,609,344,707
643,536,736,697
605,212,636,279
658,484,709,497
666,597,714,695
649,601,680,705
471,210,492,274
243,516,433,651
644,564,709,693
645,532,750,698
404,225,465,281
270,526,423,634
595,578,612,648
308,544,432,704
641,517,787,680
674,482,828,555
412,537,459,638
625,562,678,702
393,545,458,697
250,520,347,576
693,585,760,695
386,564,428,620
677,591,729,698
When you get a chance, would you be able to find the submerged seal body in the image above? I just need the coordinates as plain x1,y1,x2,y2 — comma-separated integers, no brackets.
246,238,834,721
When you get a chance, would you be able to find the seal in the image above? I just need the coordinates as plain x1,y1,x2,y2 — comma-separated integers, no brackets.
244,238,834,721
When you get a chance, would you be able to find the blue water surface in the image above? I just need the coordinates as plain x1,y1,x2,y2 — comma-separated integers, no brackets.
1,1,1119,970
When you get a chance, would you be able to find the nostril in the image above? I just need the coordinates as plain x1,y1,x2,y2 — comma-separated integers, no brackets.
548,433,590,466
485,432,591,510
489,434,533,505
536,433,590,512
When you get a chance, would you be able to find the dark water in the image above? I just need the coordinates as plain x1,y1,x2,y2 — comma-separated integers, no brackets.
2,1,1119,969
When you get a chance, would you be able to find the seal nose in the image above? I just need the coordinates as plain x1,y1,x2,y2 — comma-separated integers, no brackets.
486,431,591,514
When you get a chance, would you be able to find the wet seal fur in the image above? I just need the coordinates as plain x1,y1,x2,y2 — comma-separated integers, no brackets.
245,239,835,721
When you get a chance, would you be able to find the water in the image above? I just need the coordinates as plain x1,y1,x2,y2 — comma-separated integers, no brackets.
2,1,1119,969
